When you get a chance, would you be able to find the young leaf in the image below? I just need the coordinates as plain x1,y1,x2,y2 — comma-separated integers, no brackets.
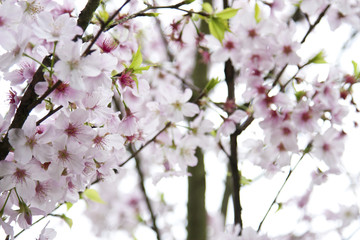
141,12,160,17
295,90,307,102
240,175,252,186
209,17,227,43
60,214,73,228
129,47,143,70
308,51,327,64
215,8,239,19
352,60,359,77
65,202,73,211
132,65,151,74
202,2,213,14
205,77,221,93
83,189,106,204
255,3,261,23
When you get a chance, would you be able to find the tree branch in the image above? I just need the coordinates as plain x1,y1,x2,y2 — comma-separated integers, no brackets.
77,0,102,33
134,154,162,240
186,5,210,238
82,0,131,56
0,0,106,161
225,58,243,232
0,56,51,160
301,4,331,44
119,122,172,167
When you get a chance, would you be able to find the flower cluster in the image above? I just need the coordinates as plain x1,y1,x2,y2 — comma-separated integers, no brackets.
0,0,359,239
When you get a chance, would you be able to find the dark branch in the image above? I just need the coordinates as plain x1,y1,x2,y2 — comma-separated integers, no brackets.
224,57,243,233
0,56,51,160
301,4,331,44
119,122,172,167
82,0,131,56
77,0,102,33
36,106,63,126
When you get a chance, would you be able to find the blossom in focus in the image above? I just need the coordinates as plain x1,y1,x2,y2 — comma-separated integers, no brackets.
33,12,82,42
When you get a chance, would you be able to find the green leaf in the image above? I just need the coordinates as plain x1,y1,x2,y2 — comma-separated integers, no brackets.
205,77,221,93
240,175,252,186
215,8,239,19
295,90,306,102
129,47,143,70
132,65,151,74
202,2,213,14
192,14,200,21
65,202,73,211
97,4,109,22
141,12,160,17
276,202,283,212
60,214,73,228
352,60,359,76
133,75,139,90
184,0,195,3
255,3,261,23
83,189,106,204
209,17,228,43
303,143,313,154
308,51,327,64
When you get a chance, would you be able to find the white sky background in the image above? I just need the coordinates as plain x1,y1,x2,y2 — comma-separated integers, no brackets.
2,1,360,240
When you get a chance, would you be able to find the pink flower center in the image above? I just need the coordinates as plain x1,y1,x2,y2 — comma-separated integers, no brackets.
93,135,106,148
56,82,69,93
98,38,118,53
248,29,257,38
58,149,70,161
0,17,5,27
277,143,286,151
35,181,47,197
118,71,135,88
65,123,78,137
14,168,28,183
283,45,292,55
301,111,312,122
251,54,261,63
322,143,330,152
282,127,291,136
225,41,235,50
26,136,37,149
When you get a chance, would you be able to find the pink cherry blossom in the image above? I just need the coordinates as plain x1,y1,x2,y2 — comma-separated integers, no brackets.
0,161,38,202
55,109,94,144
217,110,247,139
33,12,82,42
312,128,346,170
54,40,102,90
8,116,54,164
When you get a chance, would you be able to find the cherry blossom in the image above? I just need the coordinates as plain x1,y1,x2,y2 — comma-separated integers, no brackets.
33,12,82,42
0,0,359,239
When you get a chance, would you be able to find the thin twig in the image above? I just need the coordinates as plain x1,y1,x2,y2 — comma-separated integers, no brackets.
134,153,162,240
224,56,243,233
28,81,62,110
106,1,209,31
82,0,131,56
301,4,331,44
272,64,288,88
14,204,62,239
36,106,63,126
119,122,172,167
257,144,311,232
